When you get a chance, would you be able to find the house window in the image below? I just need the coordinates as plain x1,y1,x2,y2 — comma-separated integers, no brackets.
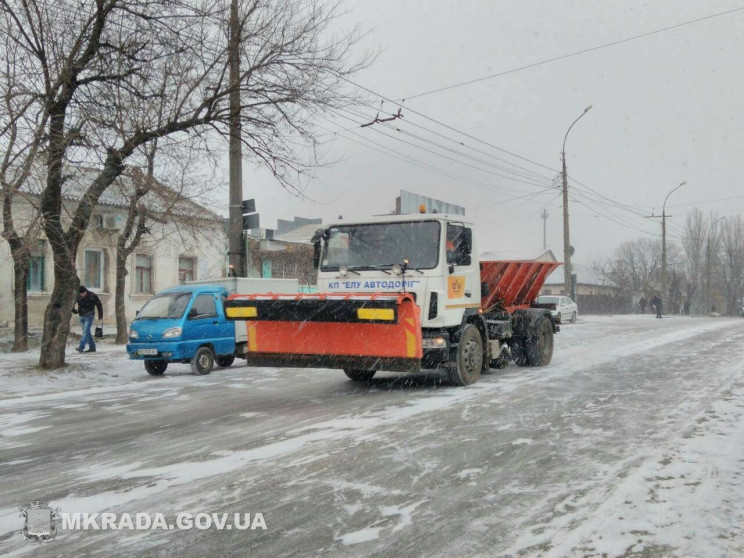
84,249,104,290
27,242,45,292
178,257,195,284
135,254,153,294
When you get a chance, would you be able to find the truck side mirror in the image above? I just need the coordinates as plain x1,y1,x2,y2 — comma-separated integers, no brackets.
313,241,321,268
311,229,325,268
188,308,198,319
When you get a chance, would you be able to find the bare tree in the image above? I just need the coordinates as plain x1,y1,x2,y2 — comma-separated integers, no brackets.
681,209,726,314
112,145,224,344
717,216,744,315
600,238,662,298
0,0,366,368
113,164,151,345
681,208,705,312
0,40,47,351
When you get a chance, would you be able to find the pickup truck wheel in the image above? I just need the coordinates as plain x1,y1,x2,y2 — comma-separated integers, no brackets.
525,317,554,366
216,355,235,368
447,324,483,386
145,360,168,376
190,346,214,375
344,369,376,382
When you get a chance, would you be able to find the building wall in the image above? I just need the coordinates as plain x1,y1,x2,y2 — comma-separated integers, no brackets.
0,198,226,328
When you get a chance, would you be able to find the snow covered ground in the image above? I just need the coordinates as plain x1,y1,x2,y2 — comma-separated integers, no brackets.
1,315,743,557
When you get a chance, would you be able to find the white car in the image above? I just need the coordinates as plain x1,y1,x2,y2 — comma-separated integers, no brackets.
536,295,578,324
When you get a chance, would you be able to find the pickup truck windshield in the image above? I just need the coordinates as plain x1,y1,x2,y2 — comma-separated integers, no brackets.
321,221,440,271
136,292,192,320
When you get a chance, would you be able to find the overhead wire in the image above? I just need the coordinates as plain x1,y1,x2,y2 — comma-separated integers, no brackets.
338,102,558,184
334,104,550,185
335,77,670,235
401,6,744,101
313,119,558,202
324,107,556,191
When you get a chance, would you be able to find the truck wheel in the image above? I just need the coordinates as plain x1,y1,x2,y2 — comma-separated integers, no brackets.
145,360,168,376
190,346,214,375
447,324,483,386
525,317,554,366
344,369,376,382
216,355,235,368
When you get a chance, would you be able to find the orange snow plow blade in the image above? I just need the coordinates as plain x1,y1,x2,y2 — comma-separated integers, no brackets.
224,292,423,372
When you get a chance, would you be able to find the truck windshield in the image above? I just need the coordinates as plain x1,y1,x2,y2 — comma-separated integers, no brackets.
135,292,192,320
321,221,440,271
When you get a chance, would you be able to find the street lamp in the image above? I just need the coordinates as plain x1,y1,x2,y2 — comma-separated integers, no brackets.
660,181,686,305
705,216,725,314
561,105,592,300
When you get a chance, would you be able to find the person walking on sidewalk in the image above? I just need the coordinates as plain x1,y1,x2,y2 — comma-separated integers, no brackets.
651,292,663,319
72,285,103,353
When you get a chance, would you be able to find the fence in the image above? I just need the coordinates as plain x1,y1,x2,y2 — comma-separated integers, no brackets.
577,294,633,314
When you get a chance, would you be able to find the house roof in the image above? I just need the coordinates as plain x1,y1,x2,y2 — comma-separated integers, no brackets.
14,164,222,221
544,263,615,287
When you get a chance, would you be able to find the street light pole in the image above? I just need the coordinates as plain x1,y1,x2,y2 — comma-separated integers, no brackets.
705,216,725,314
561,105,592,299
661,181,686,306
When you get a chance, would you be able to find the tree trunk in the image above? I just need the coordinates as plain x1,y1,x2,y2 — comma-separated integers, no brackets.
39,251,79,369
12,260,29,352
115,247,129,344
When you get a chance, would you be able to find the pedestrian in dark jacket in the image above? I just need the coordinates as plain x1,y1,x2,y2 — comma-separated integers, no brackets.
72,285,103,352
651,293,662,319
639,296,647,314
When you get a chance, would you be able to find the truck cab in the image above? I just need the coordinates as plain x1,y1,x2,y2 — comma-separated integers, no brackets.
316,214,480,330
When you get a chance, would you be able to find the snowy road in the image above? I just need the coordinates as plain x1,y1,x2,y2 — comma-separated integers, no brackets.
1,315,744,557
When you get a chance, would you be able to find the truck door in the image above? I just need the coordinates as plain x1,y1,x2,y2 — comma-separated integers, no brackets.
445,224,480,316
183,293,234,356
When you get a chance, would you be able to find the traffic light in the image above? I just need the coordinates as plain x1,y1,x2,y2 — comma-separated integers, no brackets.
241,198,258,230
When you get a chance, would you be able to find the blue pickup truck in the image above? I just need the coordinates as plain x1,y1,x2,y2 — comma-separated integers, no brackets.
126,278,298,376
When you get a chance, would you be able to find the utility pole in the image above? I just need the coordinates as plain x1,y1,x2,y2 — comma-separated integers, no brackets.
228,0,244,276
661,181,685,305
540,208,549,251
561,105,592,298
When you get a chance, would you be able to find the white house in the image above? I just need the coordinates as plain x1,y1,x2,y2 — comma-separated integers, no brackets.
0,166,227,328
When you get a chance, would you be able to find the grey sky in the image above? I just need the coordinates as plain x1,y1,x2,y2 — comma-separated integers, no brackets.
239,0,744,266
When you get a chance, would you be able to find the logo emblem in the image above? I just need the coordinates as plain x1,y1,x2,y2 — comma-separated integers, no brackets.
19,501,60,542
448,276,466,298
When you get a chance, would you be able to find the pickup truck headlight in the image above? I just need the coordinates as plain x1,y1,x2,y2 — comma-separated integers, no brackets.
128,328,138,339
162,327,182,338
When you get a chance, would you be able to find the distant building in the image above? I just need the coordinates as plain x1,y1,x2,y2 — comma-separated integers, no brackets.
244,220,320,288
541,263,616,297
395,190,465,216
276,216,322,236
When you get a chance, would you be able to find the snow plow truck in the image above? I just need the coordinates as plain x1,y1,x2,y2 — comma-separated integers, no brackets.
224,212,561,385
